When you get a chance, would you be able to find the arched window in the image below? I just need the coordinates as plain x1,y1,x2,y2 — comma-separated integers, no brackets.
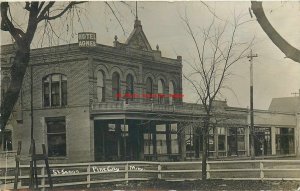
126,74,134,101
169,81,175,105
158,79,164,104
43,74,67,107
97,70,105,102
112,72,120,101
146,77,153,100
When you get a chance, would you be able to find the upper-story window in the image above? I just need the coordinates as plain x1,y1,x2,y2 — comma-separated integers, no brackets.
97,70,105,102
158,79,164,104
146,77,153,99
169,81,175,105
112,72,120,101
126,74,134,101
43,74,67,107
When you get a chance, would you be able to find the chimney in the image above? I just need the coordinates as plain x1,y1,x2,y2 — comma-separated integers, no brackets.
177,56,182,61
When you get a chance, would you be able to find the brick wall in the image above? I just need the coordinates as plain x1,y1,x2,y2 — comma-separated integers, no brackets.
14,107,92,163
9,46,93,162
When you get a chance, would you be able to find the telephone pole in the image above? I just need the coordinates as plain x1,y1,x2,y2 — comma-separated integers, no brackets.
247,49,258,160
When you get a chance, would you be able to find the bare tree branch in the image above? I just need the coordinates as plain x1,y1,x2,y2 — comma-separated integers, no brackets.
200,1,224,21
38,1,55,21
38,1,85,22
105,1,126,35
1,2,25,43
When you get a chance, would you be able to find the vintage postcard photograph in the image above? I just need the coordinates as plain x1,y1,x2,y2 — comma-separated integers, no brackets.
0,1,300,190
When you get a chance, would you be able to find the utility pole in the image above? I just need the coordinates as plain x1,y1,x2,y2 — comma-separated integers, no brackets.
30,65,34,141
247,49,258,160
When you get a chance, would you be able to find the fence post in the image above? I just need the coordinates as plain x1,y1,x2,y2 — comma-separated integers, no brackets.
41,167,45,191
207,163,211,179
87,165,91,188
158,163,162,179
125,163,129,184
260,161,264,180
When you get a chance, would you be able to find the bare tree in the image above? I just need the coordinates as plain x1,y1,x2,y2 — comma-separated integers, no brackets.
251,1,300,63
0,1,136,132
0,2,86,130
182,13,253,179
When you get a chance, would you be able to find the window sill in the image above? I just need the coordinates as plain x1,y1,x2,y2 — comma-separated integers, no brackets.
43,106,68,109
48,156,68,160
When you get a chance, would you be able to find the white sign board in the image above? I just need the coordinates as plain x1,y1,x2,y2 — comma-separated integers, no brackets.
78,32,96,47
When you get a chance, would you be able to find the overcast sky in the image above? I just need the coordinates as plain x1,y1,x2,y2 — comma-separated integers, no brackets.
1,1,300,110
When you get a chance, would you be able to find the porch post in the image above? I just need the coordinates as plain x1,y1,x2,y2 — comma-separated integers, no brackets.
116,123,121,159
245,126,250,156
271,126,276,155
101,123,106,161
90,119,95,161
296,113,300,157
215,127,218,158
178,122,186,160
166,122,171,155
152,121,157,160
139,120,145,160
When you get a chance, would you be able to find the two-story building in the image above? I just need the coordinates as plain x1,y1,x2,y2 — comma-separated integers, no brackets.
1,18,299,162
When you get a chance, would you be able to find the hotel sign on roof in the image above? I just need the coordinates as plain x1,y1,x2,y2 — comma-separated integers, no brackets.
78,32,96,47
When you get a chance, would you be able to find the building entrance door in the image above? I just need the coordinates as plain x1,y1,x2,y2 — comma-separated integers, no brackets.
94,122,119,161
227,135,237,156
254,132,265,156
227,128,237,156
254,128,271,156
94,121,143,161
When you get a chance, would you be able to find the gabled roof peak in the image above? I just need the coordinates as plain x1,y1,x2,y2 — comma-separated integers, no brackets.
125,19,152,51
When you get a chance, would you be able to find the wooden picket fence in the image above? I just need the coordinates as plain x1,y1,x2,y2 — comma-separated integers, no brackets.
1,160,300,190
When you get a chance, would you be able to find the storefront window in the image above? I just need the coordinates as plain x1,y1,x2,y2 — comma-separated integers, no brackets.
46,117,66,157
218,127,226,151
144,132,153,155
276,127,295,155
254,127,271,156
237,127,245,151
227,127,245,156
121,124,128,136
185,126,194,158
170,124,179,154
108,124,116,131
207,128,215,157
156,125,167,154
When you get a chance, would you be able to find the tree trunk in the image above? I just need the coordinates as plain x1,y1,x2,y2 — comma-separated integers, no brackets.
201,127,208,180
1,44,30,129
201,116,209,180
